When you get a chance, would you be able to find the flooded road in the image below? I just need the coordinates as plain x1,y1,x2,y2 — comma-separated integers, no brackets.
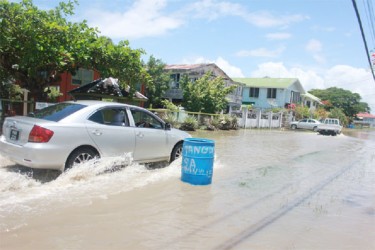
1,129,374,250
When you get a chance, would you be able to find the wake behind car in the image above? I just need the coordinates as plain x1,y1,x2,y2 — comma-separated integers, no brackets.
0,100,191,172
290,118,321,131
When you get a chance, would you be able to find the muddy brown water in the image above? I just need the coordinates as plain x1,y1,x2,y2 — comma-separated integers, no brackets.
1,129,374,250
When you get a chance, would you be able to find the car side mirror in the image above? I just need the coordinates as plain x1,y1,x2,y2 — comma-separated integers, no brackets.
165,123,171,130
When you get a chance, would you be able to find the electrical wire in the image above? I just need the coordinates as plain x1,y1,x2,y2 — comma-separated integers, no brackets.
352,0,375,82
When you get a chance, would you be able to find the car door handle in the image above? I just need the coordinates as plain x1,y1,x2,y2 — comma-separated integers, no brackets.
136,132,144,138
92,130,102,136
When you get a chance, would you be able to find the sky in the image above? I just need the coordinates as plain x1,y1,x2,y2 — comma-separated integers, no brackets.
27,0,375,112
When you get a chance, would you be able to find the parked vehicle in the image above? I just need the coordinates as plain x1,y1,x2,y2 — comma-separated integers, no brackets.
290,118,321,131
0,100,191,172
317,118,343,136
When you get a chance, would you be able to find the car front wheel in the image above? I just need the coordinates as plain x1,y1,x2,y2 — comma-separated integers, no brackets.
291,124,297,130
65,147,99,171
170,142,183,162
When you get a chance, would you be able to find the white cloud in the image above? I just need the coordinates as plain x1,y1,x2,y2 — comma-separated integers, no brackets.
250,62,375,111
81,0,308,40
85,0,184,39
215,57,245,77
236,46,286,58
306,39,326,64
266,32,292,40
181,56,244,77
244,11,308,28
306,39,322,53
187,0,245,21
187,0,308,27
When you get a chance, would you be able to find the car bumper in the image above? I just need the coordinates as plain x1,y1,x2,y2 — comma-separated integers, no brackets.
0,135,66,171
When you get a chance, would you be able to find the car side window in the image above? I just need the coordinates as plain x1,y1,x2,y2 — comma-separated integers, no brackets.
89,108,129,126
301,119,307,122
131,108,163,129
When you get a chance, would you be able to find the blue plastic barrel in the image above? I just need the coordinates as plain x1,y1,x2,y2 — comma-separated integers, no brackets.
181,138,215,185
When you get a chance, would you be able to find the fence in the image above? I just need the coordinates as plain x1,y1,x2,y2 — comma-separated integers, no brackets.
150,107,289,129
235,109,284,129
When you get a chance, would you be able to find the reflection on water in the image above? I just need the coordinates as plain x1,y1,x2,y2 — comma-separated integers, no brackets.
1,129,374,249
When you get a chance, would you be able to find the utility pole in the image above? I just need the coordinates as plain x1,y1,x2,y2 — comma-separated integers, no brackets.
352,0,375,82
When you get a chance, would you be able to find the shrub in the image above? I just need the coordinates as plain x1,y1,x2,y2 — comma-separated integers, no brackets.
162,112,179,127
217,115,233,130
179,115,198,131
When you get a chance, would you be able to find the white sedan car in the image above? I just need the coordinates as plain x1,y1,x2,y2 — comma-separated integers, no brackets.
290,118,321,131
0,100,191,172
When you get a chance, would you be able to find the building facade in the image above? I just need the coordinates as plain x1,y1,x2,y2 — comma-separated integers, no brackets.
164,63,243,113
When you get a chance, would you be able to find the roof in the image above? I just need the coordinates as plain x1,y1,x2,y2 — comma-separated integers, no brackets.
357,112,375,118
165,64,210,70
232,78,300,89
165,63,231,80
302,92,322,104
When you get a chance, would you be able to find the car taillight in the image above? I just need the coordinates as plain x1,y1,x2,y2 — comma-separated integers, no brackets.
28,125,54,143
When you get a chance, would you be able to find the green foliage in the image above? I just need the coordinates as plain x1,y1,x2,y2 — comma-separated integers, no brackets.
143,56,170,108
329,107,348,126
161,99,179,112
44,86,62,102
1,83,23,100
162,112,178,127
179,115,198,131
0,0,147,100
181,71,237,113
214,114,238,130
309,87,370,116
294,105,310,120
314,107,328,120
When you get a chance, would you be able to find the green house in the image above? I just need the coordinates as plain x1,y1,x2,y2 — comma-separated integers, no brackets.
233,77,306,109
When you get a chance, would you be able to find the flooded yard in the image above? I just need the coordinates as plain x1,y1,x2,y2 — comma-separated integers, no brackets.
1,129,374,249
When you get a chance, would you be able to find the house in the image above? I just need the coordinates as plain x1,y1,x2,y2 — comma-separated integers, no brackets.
354,112,375,128
301,92,323,112
164,63,243,113
54,68,101,102
233,77,306,110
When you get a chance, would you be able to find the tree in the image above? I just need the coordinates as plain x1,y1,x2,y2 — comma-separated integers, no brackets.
329,107,348,126
181,71,237,113
309,87,370,117
294,104,310,120
0,0,147,100
143,56,170,108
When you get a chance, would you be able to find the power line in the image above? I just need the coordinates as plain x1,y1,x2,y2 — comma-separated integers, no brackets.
362,0,375,45
352,0,375,82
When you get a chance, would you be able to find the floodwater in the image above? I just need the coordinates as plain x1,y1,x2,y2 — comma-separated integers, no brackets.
0,129,374,250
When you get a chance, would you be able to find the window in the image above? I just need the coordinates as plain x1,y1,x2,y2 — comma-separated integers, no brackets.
88,108,129,126
72,68,94,85
29,103,86,122
249,87,259,98
130,108,163,129
170,74,180,89
267,88,277,99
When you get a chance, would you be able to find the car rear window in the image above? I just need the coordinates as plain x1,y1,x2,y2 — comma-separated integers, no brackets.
28,103,86,122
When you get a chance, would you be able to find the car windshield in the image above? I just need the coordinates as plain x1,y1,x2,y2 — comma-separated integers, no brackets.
28,103,86,122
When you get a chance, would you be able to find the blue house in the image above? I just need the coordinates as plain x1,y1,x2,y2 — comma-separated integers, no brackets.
233,77,308,110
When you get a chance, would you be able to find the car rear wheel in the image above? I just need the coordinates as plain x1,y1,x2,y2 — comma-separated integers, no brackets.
170,142,183,162
65,147,99,171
